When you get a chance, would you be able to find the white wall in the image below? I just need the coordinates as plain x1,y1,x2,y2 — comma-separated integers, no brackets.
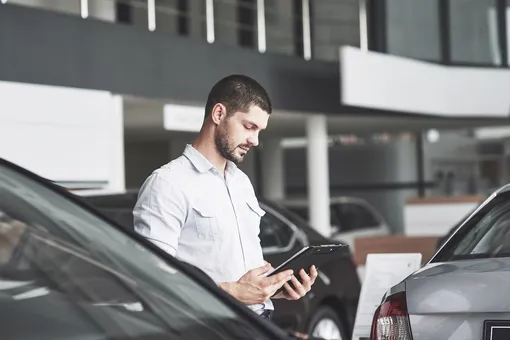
0,81,123,191
404,201,479,237
340,46,510,116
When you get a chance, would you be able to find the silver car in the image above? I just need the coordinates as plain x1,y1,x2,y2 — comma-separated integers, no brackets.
370,185,510,340
279,196,390,250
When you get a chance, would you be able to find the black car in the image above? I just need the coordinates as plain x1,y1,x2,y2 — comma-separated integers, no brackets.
0,158,302,340
83,193,361,340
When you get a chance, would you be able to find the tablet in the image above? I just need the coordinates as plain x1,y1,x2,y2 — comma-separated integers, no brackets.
266,244,348,295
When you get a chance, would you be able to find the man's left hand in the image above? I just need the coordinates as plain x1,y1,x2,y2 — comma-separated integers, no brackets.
273,265,318,300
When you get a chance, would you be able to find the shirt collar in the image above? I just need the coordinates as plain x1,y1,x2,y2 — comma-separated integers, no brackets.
183,144,238,177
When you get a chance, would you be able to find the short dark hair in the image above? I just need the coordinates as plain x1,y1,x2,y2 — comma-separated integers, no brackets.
205,74,272,118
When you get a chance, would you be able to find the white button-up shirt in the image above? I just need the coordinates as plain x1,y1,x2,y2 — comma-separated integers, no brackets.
133,144,273,313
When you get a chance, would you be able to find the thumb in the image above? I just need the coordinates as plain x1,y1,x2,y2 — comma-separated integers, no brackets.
250,262,272,276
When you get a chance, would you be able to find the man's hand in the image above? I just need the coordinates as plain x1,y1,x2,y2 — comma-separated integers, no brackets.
219,262,293,305
273,265,318,300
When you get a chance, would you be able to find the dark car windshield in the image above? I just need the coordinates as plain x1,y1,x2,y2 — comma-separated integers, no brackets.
0,162,272,340
436,192,510,262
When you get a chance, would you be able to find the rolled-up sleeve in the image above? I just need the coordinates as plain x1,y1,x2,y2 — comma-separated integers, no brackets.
133,172,187,257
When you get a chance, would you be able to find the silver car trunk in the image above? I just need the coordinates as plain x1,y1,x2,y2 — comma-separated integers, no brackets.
405,258,510,340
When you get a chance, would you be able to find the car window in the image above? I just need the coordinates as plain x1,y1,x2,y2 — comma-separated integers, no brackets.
336,202,380,232
287,206,308,222
439,197,510,261
285,205,340,227
260,210,294,250
0,163,272,340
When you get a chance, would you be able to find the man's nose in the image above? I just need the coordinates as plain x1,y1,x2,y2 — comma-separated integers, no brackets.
248,133,259,147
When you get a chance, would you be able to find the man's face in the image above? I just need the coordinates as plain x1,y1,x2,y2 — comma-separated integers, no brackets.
214,105,269,164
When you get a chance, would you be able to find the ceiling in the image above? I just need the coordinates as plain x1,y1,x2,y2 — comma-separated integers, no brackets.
123,96,510,141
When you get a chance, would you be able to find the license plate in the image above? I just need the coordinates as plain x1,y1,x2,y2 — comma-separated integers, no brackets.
484,320,510,340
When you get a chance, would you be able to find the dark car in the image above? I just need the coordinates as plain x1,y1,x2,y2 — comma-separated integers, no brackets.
0,157,303,340
83,193,361,340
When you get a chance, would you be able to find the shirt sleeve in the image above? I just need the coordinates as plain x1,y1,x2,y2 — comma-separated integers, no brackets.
133,172,188,257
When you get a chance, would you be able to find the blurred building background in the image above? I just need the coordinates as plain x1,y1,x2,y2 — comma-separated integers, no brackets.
1,0,510,238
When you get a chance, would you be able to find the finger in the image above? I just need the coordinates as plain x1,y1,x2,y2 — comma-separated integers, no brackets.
299,268,311,281
299,269,312,290
310,265,318,278
265,270,293,285
290,275,307,296
263,262,276,272
262,276,291,299
266,273,293,296
250,262,272,276
283,282,301,300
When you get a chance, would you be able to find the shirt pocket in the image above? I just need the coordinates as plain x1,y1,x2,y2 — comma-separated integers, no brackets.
192,203,219,240
244,198,266,235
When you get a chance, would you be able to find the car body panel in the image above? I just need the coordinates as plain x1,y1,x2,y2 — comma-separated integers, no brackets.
405,259,510,340
0,159,296,340
374,184,510,340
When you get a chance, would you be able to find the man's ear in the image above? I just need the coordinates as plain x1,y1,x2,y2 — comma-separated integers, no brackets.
210,103,227,125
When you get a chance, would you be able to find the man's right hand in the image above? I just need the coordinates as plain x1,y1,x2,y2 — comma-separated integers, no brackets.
219,263,293,305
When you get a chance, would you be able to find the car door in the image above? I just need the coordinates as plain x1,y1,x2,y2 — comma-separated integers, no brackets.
258,203,310,333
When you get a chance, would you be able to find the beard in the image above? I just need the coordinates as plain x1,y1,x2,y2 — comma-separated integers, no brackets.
214,123,249,165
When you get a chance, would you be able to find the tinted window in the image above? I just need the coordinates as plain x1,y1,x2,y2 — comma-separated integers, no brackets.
0,164,270,340
439,195,510,261
336,202,380,232
260,210,293,249
287,207,308,222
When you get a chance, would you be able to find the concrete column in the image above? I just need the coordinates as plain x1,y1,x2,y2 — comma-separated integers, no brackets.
261,138,284,200
306,115,330,237
108,95,126,193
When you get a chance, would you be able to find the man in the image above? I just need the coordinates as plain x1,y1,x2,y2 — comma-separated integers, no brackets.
133,74,317,319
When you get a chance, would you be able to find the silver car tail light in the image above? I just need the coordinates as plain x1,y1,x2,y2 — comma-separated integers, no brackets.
370,292,412,340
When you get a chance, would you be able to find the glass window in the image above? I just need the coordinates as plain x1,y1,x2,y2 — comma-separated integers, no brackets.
0,163,270,340
386,0,441,61
288,206,309,222
449,0,501,65
260,211,293,249
443,197,510,260
336,202,380,232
